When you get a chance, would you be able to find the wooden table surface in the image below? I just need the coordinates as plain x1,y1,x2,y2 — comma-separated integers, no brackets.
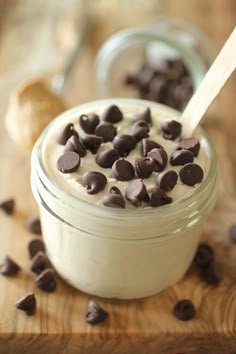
0,1,236,353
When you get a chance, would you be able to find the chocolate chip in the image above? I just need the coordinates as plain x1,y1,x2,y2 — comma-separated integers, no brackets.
0,255,21,276
81,136,103,154
177,137,200,157
129,120,149,141
229,224,236,243
64,135,87,157
103,187,125,209
102,105,123,123
31,251,51,274
85,300,108,325
125,179,149,207
82,171,107,194
57,152,80,174
173,299,196,321
28,238,45,259
157,170,178,192
57,123,78,145
27,217,41,234
35,268,56,293
95,122,117,142
133,107,152,124
79,113,100,134
170,149,194,166
147,148,168,172
141,138,163,157
112,159,135,181
150,186,172,207
134,157,155,178
0,198,15,215
179,163,204,186
194,243,214,269
200,262,223,285
96,149,119,168
113,134,137,157
161,120,182,140
15,293,36,316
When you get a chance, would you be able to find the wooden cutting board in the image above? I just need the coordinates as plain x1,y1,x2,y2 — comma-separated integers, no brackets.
0,1,236,353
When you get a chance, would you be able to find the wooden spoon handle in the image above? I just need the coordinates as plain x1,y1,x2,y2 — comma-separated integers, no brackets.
181,26,236,137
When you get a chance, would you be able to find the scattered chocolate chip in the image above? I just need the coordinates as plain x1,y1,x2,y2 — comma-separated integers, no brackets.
141,138,163,157
177,137,200,157
133,107,152,124
81,136,103,154
57,151,80,174
147,148,168,172
27,216,41,235
125,179,149,207
157,170,178,192
64,135,87,157
57,123,78,145
129,120,149,141
173,299,196,321
0,255,21,276
82,171,107,194
102,105,123,123
103,187,125,209
95,122,117,142
0,198,15,215
96,149,119,168
85,300,108,325
31,251,51,274
134,157,155,179
79,113,100,134
229,224,236,243
15,293,36,316
194,243,214,269
113,134,137,157
161,120,182,140
28,238,45,259
150,186,172,207
170,149,194,166
179,163,204,186
112,159,135,181
35,268,56,293
200,262,223,285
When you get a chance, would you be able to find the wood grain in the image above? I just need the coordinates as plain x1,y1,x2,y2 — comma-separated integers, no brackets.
0,1,236,353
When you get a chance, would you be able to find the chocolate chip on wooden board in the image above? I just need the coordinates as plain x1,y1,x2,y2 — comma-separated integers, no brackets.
125,179,149,207
113,134,137,157
96,149,119,168
95,122,117,142
177,137,200,157
85,300,108,325
102,105,123,123
64,135,87,157
57,123,78,145
200,261,223,285
81,136,103,154
150,186,172,207
35,268,56,293
134,157,155,179
0,255,21,276
141,138,163,157
229,224,236,243
28,238,45,259
0,198,15,215
173,299,196,321
27,216,41,234
79,113,100,134
103,187,125,209
57,152,81,174
179,163,204,186
112,159,135,181
156,170,178,192
31,251,51,274
194,243,214,269
82,171,107,194
147,148,168,172
160,120,182,140
170,149,194,166
15,293,36,316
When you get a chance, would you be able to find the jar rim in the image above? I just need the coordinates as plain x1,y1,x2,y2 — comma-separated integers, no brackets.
32,98,218,221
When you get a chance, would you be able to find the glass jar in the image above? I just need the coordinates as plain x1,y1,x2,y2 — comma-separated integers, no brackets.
31,98,219,300
95,18,213,110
